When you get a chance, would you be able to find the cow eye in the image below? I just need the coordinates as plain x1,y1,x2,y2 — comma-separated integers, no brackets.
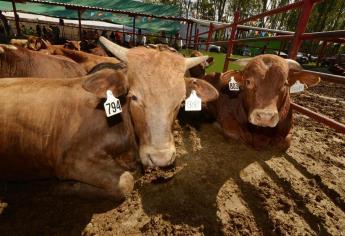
245,79,254,89
131,95,138,101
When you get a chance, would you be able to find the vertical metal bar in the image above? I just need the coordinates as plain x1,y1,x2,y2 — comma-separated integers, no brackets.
278,36,285,54
316,40,327,66
206,22,213,52
188,22,193,48
11,0,21,36
288,0,315,59
185,22,190,47
132,15,136,46
223,11,240,72
194,28,199,50
77,8,82,40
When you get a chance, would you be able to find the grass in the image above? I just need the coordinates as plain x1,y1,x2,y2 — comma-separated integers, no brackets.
181,49,324,74
181,49,249,73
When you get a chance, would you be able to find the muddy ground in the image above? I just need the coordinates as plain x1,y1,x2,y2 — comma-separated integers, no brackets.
0,81,344,236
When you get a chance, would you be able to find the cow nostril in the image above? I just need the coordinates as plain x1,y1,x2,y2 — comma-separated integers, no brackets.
169,152,176,165
147,154,154,166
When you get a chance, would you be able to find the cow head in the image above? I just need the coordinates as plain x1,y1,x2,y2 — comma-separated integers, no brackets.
64,40,81,51
96,36,218,167
187,50,214,78
221,54,320,127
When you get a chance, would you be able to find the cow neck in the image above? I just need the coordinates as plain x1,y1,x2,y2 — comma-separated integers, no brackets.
223,87,241,99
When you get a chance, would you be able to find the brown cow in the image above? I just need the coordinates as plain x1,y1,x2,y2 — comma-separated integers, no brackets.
0,42,218,197
0,69,134,198
204,54,320,150
65,40,109,56
0,44,86,78
46,46,119,73
10,37,117,73
99,36,219,166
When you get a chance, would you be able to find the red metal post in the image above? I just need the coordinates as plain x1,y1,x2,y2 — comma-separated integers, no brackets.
194,28,199,50
205,23,214,52
223,11,240,72
288,0,315,59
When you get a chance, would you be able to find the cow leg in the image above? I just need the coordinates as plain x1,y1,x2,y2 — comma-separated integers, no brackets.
56,153,134,199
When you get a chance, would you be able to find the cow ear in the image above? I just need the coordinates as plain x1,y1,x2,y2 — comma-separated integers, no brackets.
185,77,219,102
221,70,244,85
288,71,320,88
82,70,128,98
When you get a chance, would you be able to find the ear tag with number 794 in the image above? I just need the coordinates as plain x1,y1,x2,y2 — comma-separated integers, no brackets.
185,90,202,111
104,90,122,117
290,80,305,94
229,76,240,91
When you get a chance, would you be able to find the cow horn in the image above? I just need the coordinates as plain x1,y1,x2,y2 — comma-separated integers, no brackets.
231,57,253,70
285,59,302,71
185,56,209,70
99,36,128,62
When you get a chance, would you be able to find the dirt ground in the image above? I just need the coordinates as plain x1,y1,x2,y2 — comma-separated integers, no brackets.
0,81,344,236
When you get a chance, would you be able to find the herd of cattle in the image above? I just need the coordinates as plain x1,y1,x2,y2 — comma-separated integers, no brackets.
0,36,320,199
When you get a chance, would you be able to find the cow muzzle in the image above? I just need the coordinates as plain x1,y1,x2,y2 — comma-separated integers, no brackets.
249,109,279,127
140,145,176,167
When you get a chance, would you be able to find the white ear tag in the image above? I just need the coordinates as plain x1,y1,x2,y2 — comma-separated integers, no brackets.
290,80,305,94
104,90,122,117
229,76,239,91
185,90,202,111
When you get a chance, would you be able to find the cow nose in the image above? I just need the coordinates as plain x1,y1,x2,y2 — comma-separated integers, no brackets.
256,111,275,120
250,109,279,127
147,151,176,167
141,147,176,167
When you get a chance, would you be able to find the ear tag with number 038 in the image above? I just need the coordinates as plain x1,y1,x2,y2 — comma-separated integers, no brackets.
229,76,239,91
104,90,122,117
185,90,202,111
290,80,304,94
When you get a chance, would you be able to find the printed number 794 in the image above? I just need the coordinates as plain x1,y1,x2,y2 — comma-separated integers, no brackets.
106,101,119,114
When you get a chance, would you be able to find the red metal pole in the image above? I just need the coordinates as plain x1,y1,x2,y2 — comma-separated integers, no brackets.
291,102,345,133
288,0,316,59
223,11,240,72
205,23,214,52
194,28,199,50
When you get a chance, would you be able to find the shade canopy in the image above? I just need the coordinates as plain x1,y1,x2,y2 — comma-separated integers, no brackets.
0,0,182,33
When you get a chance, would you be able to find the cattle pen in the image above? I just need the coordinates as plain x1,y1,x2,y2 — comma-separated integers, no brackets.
0,1,345,236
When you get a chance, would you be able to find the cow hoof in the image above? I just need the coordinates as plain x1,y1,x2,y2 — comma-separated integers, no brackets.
118,171,134,197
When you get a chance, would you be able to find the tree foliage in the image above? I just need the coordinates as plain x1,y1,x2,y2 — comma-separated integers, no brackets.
145,0,345,32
